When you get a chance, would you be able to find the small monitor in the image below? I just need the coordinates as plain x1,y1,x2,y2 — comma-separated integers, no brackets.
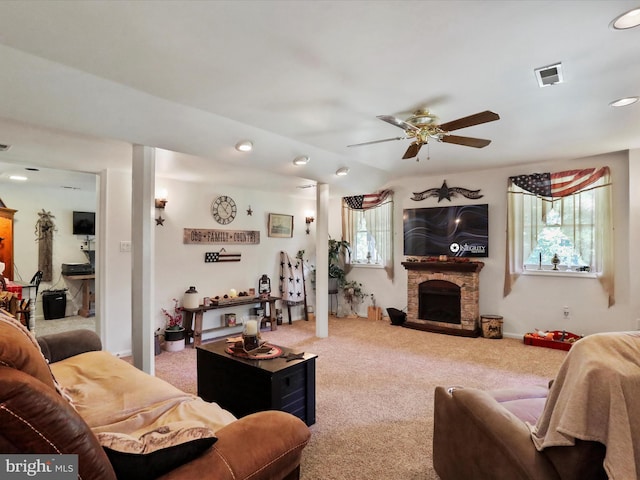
73,211,95,236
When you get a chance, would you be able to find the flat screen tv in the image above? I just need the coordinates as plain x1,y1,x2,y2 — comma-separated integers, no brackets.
73,211,95,236
403,204,489,257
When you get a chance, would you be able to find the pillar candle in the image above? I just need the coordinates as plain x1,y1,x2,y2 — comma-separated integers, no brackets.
245,319,258,335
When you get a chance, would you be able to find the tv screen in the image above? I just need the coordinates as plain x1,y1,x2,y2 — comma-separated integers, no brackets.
403,204,489,257
73,211,95,236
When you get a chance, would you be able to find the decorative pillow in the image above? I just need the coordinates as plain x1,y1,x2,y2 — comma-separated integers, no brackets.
96,422,217,480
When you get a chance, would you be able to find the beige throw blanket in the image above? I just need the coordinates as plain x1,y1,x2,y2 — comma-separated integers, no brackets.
529,332,640,480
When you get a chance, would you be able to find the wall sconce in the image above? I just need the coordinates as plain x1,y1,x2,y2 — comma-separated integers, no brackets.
155,189,168,209
305,215,315,234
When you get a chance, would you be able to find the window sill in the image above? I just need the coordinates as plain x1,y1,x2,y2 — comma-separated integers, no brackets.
351,263,384,270
521,268,597,279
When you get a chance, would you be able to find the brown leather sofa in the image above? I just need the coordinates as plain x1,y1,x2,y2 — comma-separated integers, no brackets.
0,314,310,480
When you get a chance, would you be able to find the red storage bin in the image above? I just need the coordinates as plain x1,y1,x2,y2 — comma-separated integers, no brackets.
523,330,582,351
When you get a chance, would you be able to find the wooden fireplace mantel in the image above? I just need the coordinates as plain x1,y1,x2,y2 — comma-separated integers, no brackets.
402,260,484,273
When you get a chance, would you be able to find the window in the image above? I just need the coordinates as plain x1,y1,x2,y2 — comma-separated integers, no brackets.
342,190,394,279
522,196,594,269
353,213,382,264
505,167,614,306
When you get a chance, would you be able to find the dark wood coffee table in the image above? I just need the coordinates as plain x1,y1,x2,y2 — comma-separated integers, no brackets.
197,340,317,426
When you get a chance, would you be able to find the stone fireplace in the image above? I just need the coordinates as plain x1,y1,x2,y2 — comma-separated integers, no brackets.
402,260,484,337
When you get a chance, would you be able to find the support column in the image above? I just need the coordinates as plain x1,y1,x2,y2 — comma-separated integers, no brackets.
315,183,329,338
629,149,640,328
131,145,155,374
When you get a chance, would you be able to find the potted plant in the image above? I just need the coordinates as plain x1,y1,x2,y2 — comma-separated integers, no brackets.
328,238,351,290
343,280,367,317
162,298,185,351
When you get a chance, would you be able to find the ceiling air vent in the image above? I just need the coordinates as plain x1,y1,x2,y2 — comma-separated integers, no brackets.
535,62,564,88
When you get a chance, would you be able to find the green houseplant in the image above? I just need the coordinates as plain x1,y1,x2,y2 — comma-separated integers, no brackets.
343,280,367,316
328,238,351,289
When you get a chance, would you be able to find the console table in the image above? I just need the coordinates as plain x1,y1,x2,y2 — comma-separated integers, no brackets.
182,296,281,347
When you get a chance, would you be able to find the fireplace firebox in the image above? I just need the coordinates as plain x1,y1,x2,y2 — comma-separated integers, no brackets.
419,280,461,324
402,260,484,337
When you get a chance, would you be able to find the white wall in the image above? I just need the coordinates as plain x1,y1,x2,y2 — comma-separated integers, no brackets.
340,150,637,337
9,147,636,354
1,180,97,317
151,179,317,345
100,169,134,353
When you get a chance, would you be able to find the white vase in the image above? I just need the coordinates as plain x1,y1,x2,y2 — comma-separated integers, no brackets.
164,339,185,352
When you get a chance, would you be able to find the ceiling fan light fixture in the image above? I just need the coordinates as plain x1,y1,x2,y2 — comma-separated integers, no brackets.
235,140,253,152
293,155,310,165
335,167,350,176
609,96,639,107
610,8,640,30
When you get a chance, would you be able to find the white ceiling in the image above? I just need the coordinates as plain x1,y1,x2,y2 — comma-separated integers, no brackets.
0,1,638,196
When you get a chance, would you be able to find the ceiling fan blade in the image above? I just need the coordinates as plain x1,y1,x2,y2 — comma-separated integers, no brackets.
441,135,491,148
438,110,500,132
347,136,407,147
377,115,421,132
402,142,423,159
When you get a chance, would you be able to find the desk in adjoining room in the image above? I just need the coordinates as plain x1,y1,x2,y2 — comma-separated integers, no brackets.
63,274,95,317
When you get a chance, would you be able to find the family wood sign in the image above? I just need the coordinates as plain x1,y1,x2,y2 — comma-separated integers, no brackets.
183,228,260,245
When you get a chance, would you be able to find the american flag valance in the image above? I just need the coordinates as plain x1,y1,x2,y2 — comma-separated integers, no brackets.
509,167,609,198
343,189,393,210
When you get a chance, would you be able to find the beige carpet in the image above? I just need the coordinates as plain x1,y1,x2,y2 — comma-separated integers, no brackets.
34,315,96,337
154,317,567,480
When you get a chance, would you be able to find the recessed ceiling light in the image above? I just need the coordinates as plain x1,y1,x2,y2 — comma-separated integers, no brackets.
235,140,253,152
335,167,350,176
610,8,640,30
9,175,27,182
293,156,310,166
609,96,639,107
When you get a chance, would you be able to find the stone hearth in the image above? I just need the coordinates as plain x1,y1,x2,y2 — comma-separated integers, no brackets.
402,260,484,337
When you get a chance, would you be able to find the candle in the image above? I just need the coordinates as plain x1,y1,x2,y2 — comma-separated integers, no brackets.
229,288,237,298
244,319,258,335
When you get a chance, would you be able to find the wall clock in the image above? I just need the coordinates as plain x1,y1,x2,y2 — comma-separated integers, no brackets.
211,195,237,225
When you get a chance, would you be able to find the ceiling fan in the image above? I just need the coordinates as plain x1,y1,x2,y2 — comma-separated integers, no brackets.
348,109,500,159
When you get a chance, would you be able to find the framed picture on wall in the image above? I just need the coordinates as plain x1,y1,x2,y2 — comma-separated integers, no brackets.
268,213,294,238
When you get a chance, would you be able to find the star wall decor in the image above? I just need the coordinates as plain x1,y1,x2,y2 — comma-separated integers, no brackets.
247,205,253,216
411,180,484,202
156,215,165,226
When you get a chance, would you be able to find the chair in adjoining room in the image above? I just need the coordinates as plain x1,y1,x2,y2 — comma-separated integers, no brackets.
15,270,44,330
